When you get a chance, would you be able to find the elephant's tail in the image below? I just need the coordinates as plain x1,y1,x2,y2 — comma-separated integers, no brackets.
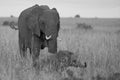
9,22,18,30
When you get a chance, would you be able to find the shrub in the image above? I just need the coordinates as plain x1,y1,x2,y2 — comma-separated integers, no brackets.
75,14,80,18
10,15,14,18
76,23,93,30
2,20,18,26
39,50,87,72
2,21,10,26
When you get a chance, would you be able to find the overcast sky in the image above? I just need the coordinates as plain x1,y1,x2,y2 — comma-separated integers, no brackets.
0,0,120,18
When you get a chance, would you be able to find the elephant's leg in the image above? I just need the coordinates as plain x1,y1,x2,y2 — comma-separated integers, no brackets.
19,42,27,58
40,34,46,49
19,34,27,58
29,47,32,56
27,41,32,56
41,40,47,49
31,36,41,70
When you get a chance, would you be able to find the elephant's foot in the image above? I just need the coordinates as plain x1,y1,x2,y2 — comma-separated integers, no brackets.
20,50,27,59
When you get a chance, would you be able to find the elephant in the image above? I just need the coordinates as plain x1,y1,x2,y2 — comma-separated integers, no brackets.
16,4,60,69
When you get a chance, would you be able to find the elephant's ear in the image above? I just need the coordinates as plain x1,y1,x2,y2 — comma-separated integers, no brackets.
57,20,60,32
34,19,41,36
27,7,44,36
52,8,60,32
27,16,41,36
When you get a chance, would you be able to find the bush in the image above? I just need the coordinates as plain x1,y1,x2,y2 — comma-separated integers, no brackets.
2,20,18,26
2,21,10,26
10,15,14,18
39,50,87,72
76,23,93,30
75,14,80,18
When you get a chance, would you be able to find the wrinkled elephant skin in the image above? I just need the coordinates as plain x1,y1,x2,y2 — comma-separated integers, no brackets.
17,4,60,69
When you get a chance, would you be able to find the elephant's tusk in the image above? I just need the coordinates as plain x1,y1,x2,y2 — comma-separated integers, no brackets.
46,35,52,40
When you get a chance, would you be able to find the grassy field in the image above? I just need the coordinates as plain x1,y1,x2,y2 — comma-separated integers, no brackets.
0,17,120,80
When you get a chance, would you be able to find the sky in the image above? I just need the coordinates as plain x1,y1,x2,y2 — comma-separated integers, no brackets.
0,0,120,18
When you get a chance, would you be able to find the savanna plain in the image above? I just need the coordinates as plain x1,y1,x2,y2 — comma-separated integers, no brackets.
0,17,120,80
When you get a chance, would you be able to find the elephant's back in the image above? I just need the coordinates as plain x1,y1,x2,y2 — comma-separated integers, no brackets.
39,5,50,10
18,5,39,24
18,5,40,33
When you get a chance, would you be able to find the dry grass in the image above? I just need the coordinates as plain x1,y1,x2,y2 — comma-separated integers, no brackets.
0,18,120,80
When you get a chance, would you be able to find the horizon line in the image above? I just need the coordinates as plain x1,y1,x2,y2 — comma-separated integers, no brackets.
0,16,120,19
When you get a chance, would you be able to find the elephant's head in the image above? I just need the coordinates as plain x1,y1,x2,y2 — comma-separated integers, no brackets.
39,8,60,53
28,6,60,53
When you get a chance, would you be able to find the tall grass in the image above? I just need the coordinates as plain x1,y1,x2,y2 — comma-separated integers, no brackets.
58,28,120,79
0,19,120,80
